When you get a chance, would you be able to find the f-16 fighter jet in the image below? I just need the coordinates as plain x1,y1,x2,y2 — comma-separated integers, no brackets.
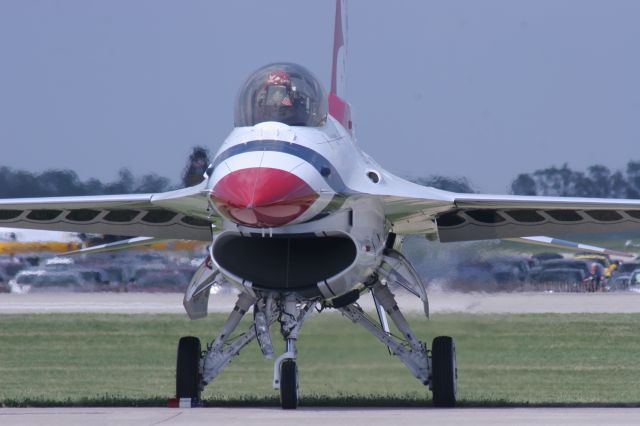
0,0,637,409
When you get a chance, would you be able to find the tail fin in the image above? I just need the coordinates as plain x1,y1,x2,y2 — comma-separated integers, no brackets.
330,0,347,97
329,0,353,134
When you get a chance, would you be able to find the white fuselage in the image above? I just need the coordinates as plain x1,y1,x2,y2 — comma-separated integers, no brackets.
205,117,388,299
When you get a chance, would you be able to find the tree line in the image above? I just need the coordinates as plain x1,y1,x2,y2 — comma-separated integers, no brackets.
412,162,640,198
510,162,640,198
1,151,638,199
0,147,210,198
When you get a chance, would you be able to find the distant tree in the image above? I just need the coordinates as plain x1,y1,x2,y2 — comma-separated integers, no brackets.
625,161,640,199
103,168,135,195
510,173,537,195
410,175,475,193
0,167,38,198
39,169,86,196
531,163,582,196
135,173,171,193
84,178,105,195
610,170,630,198
585,165,612,198
182,146,210,187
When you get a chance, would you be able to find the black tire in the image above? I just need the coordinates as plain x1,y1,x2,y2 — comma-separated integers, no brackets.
176,336,202,400
280,359,298,409
431,336,457,407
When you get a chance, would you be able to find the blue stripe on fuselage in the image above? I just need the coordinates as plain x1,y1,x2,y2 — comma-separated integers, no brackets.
212,139,350,193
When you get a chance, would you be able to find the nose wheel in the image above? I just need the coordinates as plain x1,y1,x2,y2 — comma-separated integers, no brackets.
279,359,299,409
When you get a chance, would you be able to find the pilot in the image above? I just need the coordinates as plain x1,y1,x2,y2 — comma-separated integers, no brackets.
256,70,304,125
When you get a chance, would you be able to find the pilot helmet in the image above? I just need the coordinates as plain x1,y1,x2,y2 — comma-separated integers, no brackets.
260,70,294,106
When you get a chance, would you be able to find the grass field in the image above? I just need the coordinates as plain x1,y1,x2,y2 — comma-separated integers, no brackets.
1,312,639,407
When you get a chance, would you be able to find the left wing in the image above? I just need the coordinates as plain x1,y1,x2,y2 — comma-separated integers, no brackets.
382,188,640,242
0,184,217,241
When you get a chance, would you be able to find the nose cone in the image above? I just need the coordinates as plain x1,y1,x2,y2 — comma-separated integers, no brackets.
211,167,319,227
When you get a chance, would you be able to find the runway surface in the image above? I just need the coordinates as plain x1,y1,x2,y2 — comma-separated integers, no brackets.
1,290,639,314
1,407,640,426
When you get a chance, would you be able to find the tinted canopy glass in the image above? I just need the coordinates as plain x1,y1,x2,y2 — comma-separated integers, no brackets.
234,63,328,127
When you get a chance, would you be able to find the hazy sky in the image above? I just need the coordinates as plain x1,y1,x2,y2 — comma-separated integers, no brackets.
1,0,639,194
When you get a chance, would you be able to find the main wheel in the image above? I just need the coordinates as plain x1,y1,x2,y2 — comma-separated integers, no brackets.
431,336,457,407
176,336,202,400
279,359,298,409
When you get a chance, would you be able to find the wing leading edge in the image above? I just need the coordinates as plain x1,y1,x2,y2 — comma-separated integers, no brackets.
382,190,640,243
0,184,217,241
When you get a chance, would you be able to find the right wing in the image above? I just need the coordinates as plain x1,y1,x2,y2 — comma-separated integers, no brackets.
435,193,640,242
376,181,640,242
0,184,217,241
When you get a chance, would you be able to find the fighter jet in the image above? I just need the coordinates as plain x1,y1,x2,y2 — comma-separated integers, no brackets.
1,0,639,409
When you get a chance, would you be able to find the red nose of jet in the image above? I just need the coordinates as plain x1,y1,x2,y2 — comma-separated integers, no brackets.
210,167,319,227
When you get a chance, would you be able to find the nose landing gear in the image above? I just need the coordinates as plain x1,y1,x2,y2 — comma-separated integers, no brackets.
279,358,299,409
271,294,314,409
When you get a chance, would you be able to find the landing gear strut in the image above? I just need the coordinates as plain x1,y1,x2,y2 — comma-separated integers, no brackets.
174,284,456,408
339,281,457,407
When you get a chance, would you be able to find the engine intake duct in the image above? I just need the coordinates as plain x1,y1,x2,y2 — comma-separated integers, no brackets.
212,233,357,291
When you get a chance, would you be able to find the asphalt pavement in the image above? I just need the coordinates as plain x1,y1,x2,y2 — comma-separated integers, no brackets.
1,407,640,426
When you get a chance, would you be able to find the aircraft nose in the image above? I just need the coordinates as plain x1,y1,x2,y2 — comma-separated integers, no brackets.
210,167,319,227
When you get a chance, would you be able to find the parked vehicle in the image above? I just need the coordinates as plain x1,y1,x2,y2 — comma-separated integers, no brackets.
534,259,601,278
574,253,616,278
0,270,9,293
530,259,604,291
18,271,91,292
128,271,188,292
624,269,640,288
0,258,27,278
9,269,46,292
532,268,586,291
488,256,530,284
609,262,640,290
531,252,564,262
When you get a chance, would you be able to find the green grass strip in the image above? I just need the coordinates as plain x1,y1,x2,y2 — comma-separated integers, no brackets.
1,312,639,407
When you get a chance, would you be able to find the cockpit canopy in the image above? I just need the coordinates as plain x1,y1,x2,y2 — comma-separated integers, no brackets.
234,63,328,127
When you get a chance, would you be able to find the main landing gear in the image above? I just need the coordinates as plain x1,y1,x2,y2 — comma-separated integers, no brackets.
176,336,202,400
174,284,457,409
431,336,457,407
338,281,457,407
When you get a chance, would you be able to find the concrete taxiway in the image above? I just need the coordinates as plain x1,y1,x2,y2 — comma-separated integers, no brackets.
1,290,639,314
1,407,640,426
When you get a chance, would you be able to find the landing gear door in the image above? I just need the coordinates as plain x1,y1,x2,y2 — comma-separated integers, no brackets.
183,256,219,320
377,249,430,318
